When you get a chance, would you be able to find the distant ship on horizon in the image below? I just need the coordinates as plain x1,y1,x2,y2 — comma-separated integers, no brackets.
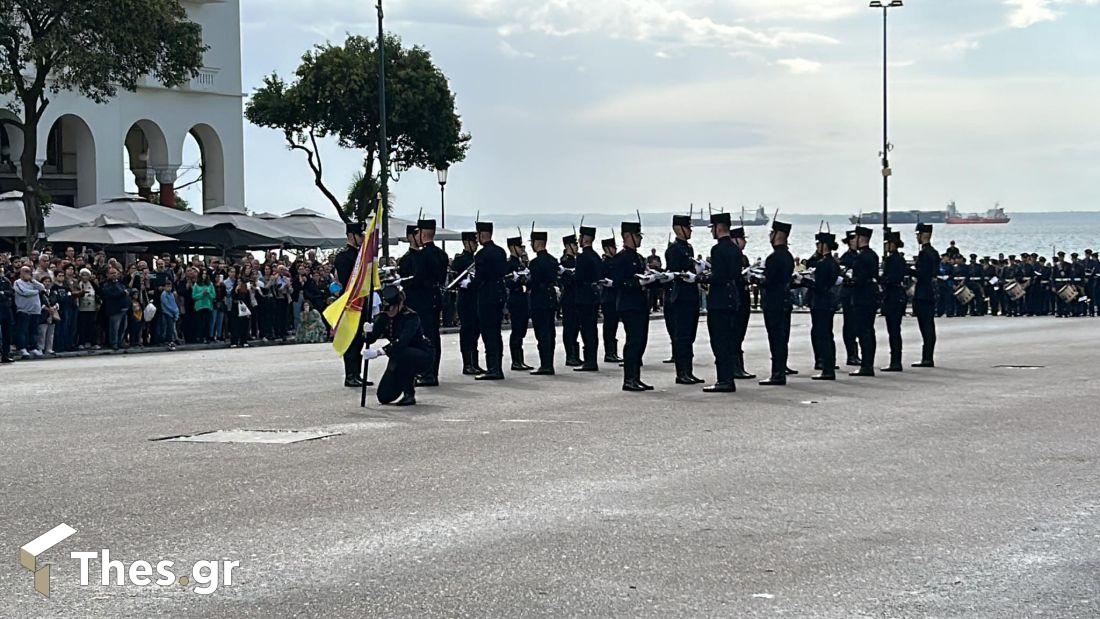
692,205,770,227
945,201,1011,224
849,209,947,225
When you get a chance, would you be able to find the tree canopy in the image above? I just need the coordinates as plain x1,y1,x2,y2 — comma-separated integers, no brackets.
246,34,470,223
0,0,207,247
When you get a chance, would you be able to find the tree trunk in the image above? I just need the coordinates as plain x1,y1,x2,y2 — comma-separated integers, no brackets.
19,103,43,255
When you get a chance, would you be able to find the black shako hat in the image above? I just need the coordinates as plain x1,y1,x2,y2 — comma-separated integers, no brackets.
845,229,857,241
854,225,874,238
730,227,746,239
710,212,732,227
772,220,792,235
562,234,578,246
886,230,904,248
475,221,494,233
405,225,419,237
461,231,477,242
417,219,437,231
621,222,642,235
672,215,692,227
601,237,616,248
507,236,523,247
530,231,548,242
916,222,934,234
346,222,364,235
380,284,404,308
579,226,597,238
815,232,836,245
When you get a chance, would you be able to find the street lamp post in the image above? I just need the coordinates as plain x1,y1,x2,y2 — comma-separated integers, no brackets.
376,0,391,259
437,167,449,252
870,0,902,243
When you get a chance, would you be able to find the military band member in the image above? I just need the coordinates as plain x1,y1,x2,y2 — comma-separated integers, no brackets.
759,219,796,386
560,235,581,366
407,219,448,386
849,226,879,377
574,226,602,372
808,232,841,380
912,223,939,367
730,226,755,380
839,230,861,366
472,220,508,380
701,212,739,393
506,236,533,371
527,231,560,375
363,285,434,406
453,232,484,375
334,221,370,388
612,221,658,392
880,229,907,372
600,237,622,363
665,215,703,385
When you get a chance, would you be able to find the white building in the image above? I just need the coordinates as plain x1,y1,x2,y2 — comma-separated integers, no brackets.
0,0,245,213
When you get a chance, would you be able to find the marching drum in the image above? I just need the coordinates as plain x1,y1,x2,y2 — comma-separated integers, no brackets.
1004,281,1026,302
1057,284,1080,303
953,283,976,306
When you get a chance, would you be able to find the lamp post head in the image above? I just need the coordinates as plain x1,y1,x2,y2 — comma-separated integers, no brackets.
437,167,449,186
870,0,903,6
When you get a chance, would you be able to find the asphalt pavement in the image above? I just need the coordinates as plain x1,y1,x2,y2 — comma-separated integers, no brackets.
1,314,1097,617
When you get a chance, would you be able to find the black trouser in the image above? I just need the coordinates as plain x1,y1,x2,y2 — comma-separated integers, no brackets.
561,303,579,359
707,308,736,384
231,316,250,347
841,299,859,361
576,302,599,365
377,347,432,404
478,302,504,370
273,298,289,338
853,303,878,371
0,314,12,360
762,303,791,379
620,308,650,381
667,297,699,371
531,307,556,369
882,302,904,361
508,301,529,366
195,309,212,343
913,299,936,362
342,311,368,380
810,308,836,374
733,299,750,358
458,301,479,357
601,302,619,356
411,299,443,378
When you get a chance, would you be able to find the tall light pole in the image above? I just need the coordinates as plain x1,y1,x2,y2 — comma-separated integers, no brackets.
870,0,902,243
376,0,392,259
437,166,449,253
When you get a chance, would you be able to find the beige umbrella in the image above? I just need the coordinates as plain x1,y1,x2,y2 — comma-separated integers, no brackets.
48,215,178,246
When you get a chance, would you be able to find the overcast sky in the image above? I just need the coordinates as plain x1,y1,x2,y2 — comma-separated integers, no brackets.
228,0,1100,219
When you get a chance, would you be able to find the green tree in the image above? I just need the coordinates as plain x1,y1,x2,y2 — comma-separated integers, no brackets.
0,0,206,249
245,34,470,223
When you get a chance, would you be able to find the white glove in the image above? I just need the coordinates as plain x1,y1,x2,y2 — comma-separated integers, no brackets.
660,272,676,283
599,278,614,288
510,271,521,282
681,272,698,284
640,274,658,286
835,276,845,286
695,261,707,275
557,265,567,275
363,346,386,360
793,273,803,284
459,277,471,289
363,321,374,335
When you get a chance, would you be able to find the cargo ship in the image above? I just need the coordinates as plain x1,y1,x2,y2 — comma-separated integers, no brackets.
692,205,770,227
848,209,946,225
945,201,1010,225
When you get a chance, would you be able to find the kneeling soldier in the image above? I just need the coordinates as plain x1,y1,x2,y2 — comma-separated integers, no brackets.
363,286,434,406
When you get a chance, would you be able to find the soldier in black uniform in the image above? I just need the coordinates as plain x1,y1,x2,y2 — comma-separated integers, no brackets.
472,220,508,380
879,228,907,372
700,212,740,393
808,232,841,380
362,285,433,406
453,232,484,375
505,236,533,371
611,221,658,392
559,235,581,366
573,226,602,372
849,226,880,377
600,237,622,363
730,226,755,380
664,215,703,385
333,221,371,388
912,223,940,367
527,231,559,375
407,219,449,386
397,225,420,280
759,219,796,386
839,230,861,366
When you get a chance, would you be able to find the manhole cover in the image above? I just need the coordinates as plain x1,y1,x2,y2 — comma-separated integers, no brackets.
993,365,1045,370
153,430,341,444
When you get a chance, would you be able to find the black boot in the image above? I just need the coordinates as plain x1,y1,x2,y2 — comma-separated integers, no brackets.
510,345,533,371
461,351,477,375
574,360,599,372
703,381,735,393
849,367,875,377
846,356,862,367
881,352,903,372
415,375,439,387
732,353,756,380
470,349,487,375
811,371,836,381
393,392,417,406
475,356,505,380
785,367,799,376
531,366,555,376
604,350,622,363
911,359,935,368
622,366,644,391
759,374,786,386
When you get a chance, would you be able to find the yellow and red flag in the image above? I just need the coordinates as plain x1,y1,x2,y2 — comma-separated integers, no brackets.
324,206,383,355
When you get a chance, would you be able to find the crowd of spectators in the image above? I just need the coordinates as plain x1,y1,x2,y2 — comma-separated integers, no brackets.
0,246,345,362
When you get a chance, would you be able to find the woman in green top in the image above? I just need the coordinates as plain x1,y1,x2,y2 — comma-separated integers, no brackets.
192,270,216,343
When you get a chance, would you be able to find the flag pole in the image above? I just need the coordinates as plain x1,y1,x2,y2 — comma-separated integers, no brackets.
361,197,383,408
